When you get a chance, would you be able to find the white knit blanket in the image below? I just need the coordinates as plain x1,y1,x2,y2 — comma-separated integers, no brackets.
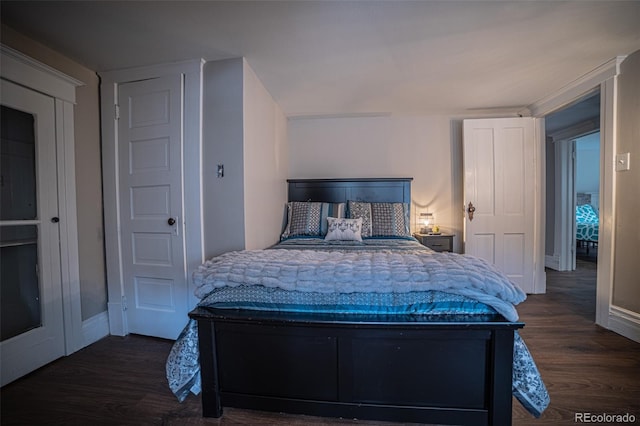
193,249,526,321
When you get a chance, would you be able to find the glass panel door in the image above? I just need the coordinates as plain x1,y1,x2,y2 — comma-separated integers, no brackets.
0,106,42,341
0,79,64,386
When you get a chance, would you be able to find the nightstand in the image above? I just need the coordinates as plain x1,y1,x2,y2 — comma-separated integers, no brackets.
413,233,454,252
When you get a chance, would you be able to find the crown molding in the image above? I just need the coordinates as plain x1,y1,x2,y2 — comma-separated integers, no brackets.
525,56,626,118
1,44,84,103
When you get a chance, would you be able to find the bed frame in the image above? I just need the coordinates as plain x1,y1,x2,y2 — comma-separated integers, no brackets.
190,178,524,425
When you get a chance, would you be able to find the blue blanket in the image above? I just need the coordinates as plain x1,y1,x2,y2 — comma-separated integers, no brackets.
166,238,549,417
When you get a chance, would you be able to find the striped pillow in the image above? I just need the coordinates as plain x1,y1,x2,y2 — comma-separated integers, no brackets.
348,201,411,238
281,202,346,240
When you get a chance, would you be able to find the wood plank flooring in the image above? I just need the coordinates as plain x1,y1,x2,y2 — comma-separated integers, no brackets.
513,260,640,424
2,260,639,425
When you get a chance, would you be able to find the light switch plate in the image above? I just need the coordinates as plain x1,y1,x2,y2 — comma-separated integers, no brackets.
616,153,630,171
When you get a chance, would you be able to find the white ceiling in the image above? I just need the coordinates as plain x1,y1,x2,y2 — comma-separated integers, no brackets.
2,1,639,117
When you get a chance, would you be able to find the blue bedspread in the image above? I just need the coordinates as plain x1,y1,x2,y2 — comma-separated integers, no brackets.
576,204,599,243
166,238,549,417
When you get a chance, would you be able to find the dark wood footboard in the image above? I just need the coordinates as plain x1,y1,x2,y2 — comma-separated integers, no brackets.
190,308,523,426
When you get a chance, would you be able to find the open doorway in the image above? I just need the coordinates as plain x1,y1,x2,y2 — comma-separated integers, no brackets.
542,92,600,319
531,55,622,332
544,91,600,271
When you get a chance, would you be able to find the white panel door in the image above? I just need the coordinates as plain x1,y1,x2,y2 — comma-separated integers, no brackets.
463,118,536,293
118,75,188,339
0,80,65,385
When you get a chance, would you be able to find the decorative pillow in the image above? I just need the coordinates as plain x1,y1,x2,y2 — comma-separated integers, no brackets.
281,202,346,240
324,217,363,241
347,201,372,237
348,201,411,238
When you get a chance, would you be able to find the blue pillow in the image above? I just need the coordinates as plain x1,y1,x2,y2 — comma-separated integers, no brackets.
281,202,346,240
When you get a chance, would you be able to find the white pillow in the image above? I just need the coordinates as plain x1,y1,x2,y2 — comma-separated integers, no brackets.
324,217,363,241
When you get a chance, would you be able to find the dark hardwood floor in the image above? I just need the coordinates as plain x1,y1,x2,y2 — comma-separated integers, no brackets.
2,260,639,425
575,242,598,263
513,260,640,424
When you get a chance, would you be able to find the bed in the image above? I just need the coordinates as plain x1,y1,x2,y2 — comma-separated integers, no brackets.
166,178,548,425
576,203,599,252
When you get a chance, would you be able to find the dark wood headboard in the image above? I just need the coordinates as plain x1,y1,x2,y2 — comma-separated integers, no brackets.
287,178,412,205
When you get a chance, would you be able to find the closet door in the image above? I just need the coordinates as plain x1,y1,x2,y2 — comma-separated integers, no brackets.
117,74,189,339
101,59,203,339
0,80,65,386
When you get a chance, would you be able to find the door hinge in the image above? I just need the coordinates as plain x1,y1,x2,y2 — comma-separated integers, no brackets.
115,104,120,120
122,295,128,311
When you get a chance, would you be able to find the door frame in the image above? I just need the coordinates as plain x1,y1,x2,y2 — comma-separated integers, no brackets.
554,129,602,272
99,59,204,336
526,55,625,330
555,138,577,272
1,44,84,354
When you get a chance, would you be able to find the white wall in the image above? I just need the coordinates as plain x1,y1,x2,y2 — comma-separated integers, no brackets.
203,58,288,257
243,59,288,249
288,115,463,252
203,58,246,257
575,132,600,209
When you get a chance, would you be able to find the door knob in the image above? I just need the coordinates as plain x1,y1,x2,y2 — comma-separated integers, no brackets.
467,202,476,221
51,217,60,223
167,217,176,226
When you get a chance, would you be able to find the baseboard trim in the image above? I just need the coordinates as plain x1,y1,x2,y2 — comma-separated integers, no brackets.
107,301,127,336
82,311,110,348
609,305,640,343
545,254,560,271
